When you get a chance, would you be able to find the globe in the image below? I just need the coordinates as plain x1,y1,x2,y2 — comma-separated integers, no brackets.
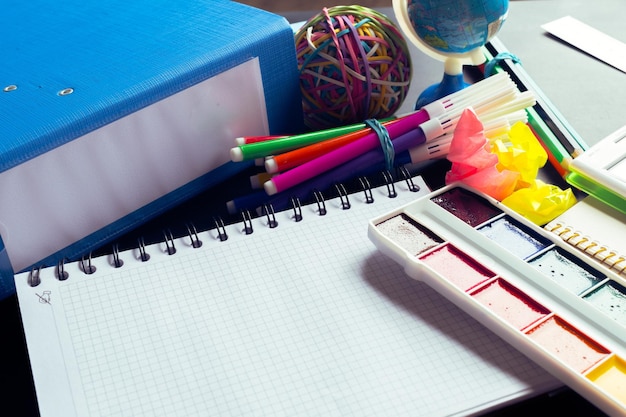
393,0,509,107
407,0,509,55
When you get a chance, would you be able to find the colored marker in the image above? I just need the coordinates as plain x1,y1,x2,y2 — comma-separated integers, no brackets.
226,189,270,214
226,110,522,215
260,141,442,213
268,132,462,212
226,135,452,214
235,135,287,145
265,127,383,174
264,82,532,196
232,72,516,163
261,119,429,195
249,172,273,189
304,114,520,198
527,123,570,178
261,111,526,211
230,117,395,161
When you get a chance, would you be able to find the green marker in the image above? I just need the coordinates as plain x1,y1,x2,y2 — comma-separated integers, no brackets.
229,117,396,161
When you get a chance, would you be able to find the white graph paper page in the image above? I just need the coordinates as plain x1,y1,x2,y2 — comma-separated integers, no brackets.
15,176,558,417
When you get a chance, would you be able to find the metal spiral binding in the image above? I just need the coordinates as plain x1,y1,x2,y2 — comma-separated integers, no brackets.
137,237,150,262
34,170,424,283
111,244,124,268
359,177,374,204
186,223,203,248
335,183,351,210
290,197,303,222
398,166,421,193
241,210,254,235
546,222,590,249
382,170,397,198
80,252,97,274
56,258,70,280
260,204,278,228
213,217,228,242
163,229,177,255
313,189,327,215
27,266,41,288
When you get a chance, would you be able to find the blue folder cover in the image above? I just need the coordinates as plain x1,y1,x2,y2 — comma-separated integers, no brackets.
0,0,304,299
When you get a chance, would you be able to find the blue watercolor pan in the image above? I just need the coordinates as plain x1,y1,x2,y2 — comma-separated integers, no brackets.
583,280,626,324
478,216,551,260
368,183,626,416
529,248,605,295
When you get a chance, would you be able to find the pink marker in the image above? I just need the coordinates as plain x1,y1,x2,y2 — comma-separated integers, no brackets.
264,111,432,195
264,72,518,195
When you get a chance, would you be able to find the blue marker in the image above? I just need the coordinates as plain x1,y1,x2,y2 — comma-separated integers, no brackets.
260,135,452,213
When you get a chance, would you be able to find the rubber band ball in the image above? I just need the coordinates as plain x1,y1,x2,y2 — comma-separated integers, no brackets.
295,6,412,130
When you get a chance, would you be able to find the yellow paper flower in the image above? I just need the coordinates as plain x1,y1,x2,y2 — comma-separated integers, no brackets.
501,180,577,225
447,114,576,224
490,121,548,189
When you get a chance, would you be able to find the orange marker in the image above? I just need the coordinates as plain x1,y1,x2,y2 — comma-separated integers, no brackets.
264,120,398,174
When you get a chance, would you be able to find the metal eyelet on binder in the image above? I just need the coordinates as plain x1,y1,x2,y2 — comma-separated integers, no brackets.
382,171,397,198
359,177,374,204
241,210,254,235
163,230,176,255
80,253,97,274
261,204,278,228
313,190,327,216
335,183,351,210
137,237,150,262
214,217,228,242
111,244,124,268
56,258,70,280
186,223,203,248
290,197,303,222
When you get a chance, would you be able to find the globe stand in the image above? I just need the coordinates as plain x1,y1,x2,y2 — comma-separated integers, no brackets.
414,57,474,109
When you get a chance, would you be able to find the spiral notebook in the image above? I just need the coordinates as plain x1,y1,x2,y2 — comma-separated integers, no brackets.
15,175,558,417
544,195,626,276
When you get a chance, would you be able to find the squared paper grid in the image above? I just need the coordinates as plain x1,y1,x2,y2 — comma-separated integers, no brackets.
49,178,555,417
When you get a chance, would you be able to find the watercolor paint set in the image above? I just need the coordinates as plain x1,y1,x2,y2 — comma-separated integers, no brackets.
368,183,626,416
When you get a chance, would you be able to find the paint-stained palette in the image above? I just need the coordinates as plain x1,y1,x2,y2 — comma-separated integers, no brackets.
368,184,626,416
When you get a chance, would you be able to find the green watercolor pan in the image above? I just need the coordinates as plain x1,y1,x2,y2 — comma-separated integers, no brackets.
368,183,626,416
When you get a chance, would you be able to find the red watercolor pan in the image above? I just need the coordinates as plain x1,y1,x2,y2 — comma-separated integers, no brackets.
469,278,550,331
526,316,610,374
420,244,495,292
